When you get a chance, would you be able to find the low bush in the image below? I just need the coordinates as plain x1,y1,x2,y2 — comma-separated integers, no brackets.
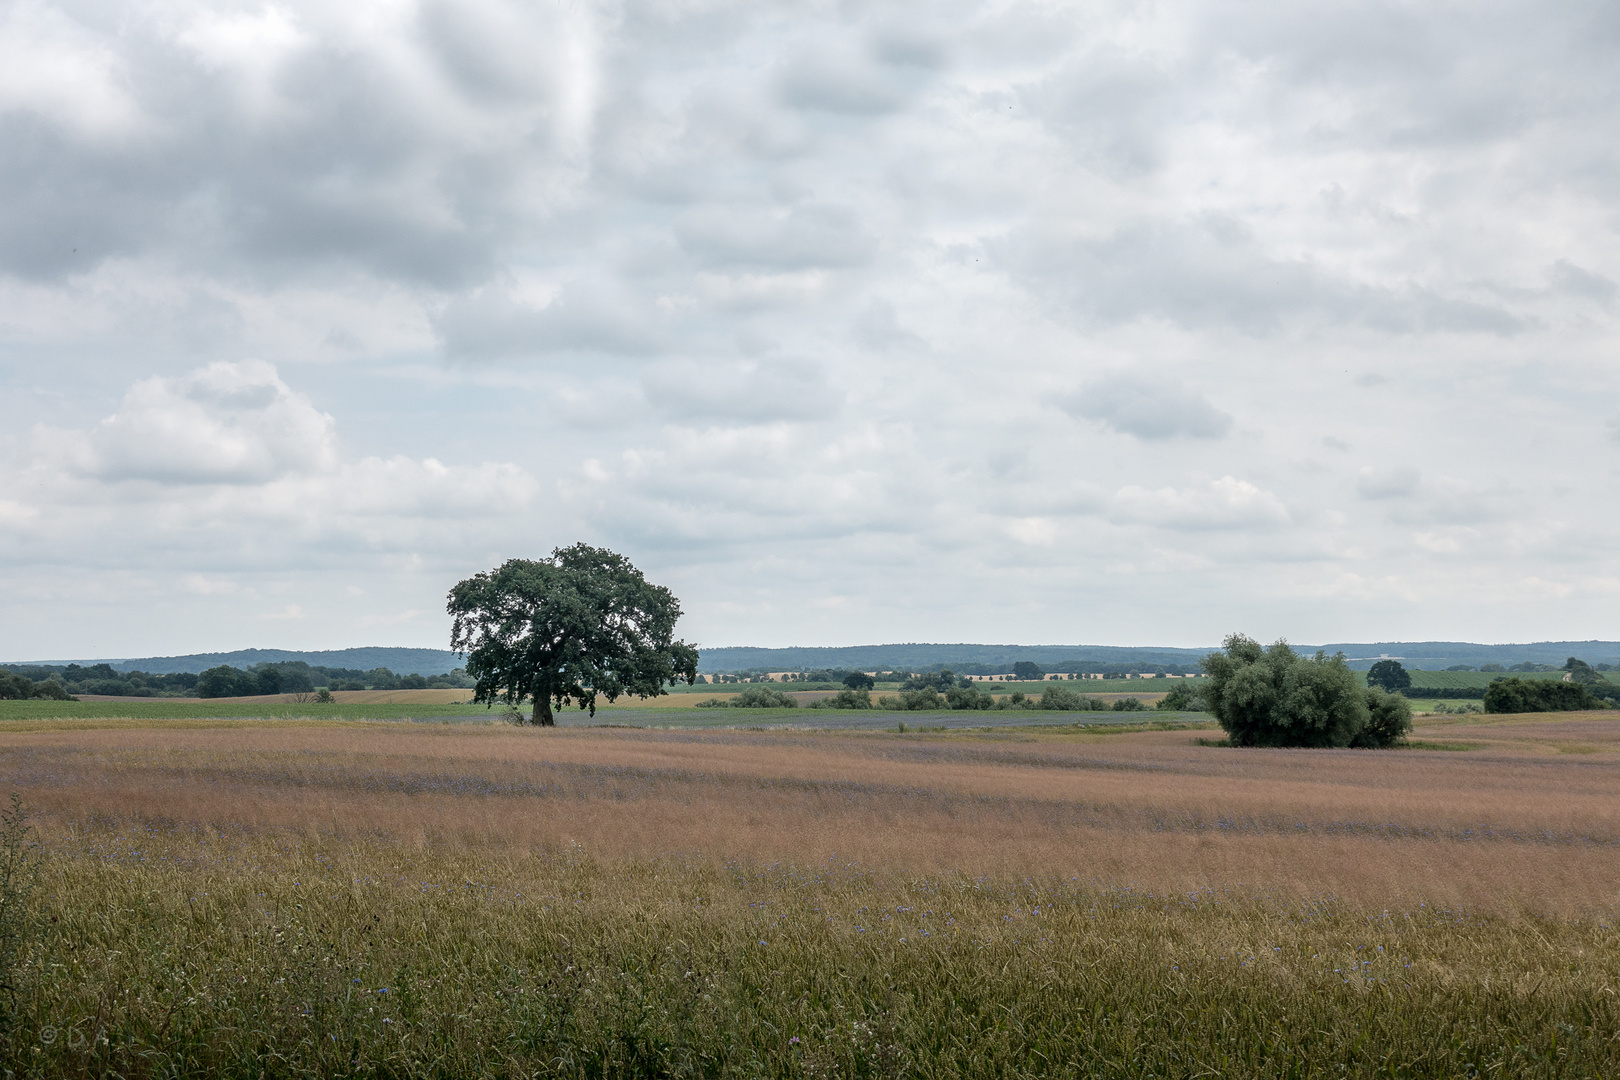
1204,635,1409,748
696,686,799,709
0,674,74,702
1155,682,1206,711
1482,677,1602,713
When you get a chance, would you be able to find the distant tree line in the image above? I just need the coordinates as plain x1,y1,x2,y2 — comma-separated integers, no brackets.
0,661,474,700
709,660,1204,681
1362,658,1618,708
0,671,76,701
694,669,1152,713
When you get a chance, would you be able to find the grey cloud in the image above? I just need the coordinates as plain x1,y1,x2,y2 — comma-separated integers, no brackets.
1356,467,1420,500
0,4,583,288
1020,56,1174,177
851,300,926,351
777,45,907,115
1001,218,1530,335
1551,261,1617,305
1061,375,1233,440
435,286,665,359
675,204,874,271
640,358,842,424
6,0,1620,656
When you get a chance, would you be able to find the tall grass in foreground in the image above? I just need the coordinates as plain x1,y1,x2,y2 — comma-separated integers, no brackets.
10,828,1619,1078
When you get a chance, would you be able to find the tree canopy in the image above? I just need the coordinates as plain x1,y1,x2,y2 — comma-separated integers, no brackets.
1482,677,1601,713
1202,634,1410,748
447,544,699,725
1365,659,1411,693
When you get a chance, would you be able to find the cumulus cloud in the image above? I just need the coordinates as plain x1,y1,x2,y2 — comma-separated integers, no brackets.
1060,375,1233,440
9,362,540,578
3,0,1620,654
1111,478,1290,531
74,360,337,484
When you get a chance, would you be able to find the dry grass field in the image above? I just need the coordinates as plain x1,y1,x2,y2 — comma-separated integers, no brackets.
1,712,1617,1076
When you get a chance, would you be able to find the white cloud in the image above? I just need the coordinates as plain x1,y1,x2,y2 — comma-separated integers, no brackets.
3,0,1620,655
78,360,338,484
1111,477,1290,532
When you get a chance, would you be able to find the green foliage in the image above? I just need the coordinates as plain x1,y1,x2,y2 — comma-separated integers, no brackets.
0,674,74,702
899,670,966,694
827,688,871,709
1365,660,1411,693
841,671,876,691
730,686,797,709
944,684,994,710
1482,677,1602,714
894,688,941,710
1353,687,1413,748
1480,663,1506,672
1155,681,1206,712
1202,634,1375,748
196,665,260,698
1037,685,1081,710
1026,686,1108,711
1011,661,1044,680
313,689,335,704
447,544,698,725
1563,657,1604,685
1111,697,1146,712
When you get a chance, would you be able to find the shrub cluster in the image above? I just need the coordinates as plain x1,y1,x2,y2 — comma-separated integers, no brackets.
1203,635,1411,748
695,686,798,709
1482,677,1602,713
0,673,74,702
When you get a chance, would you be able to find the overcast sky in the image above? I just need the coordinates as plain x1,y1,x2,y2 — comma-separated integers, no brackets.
2,0,1618,660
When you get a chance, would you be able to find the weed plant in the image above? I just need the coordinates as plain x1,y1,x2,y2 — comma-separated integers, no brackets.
0,794,38,1041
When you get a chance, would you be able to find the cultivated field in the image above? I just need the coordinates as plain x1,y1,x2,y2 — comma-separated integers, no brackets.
0,712,1617,1075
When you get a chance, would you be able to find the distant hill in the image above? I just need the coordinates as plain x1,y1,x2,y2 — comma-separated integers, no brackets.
696,643,1212,673
1318,640,1620,669
12,639,1618,677
7,647,465,676
698,640,1620,673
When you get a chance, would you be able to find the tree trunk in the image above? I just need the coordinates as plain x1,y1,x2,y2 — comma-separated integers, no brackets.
533,695,555,726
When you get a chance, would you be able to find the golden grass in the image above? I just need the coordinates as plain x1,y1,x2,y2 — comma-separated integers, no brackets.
7,713,1620,1075
76,688,476,705
3,714,1617,918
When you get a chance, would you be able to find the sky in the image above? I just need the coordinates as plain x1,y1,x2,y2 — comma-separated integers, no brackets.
2,0,1618,660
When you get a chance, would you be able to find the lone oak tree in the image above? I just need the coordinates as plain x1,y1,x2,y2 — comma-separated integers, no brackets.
447,544,699,725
